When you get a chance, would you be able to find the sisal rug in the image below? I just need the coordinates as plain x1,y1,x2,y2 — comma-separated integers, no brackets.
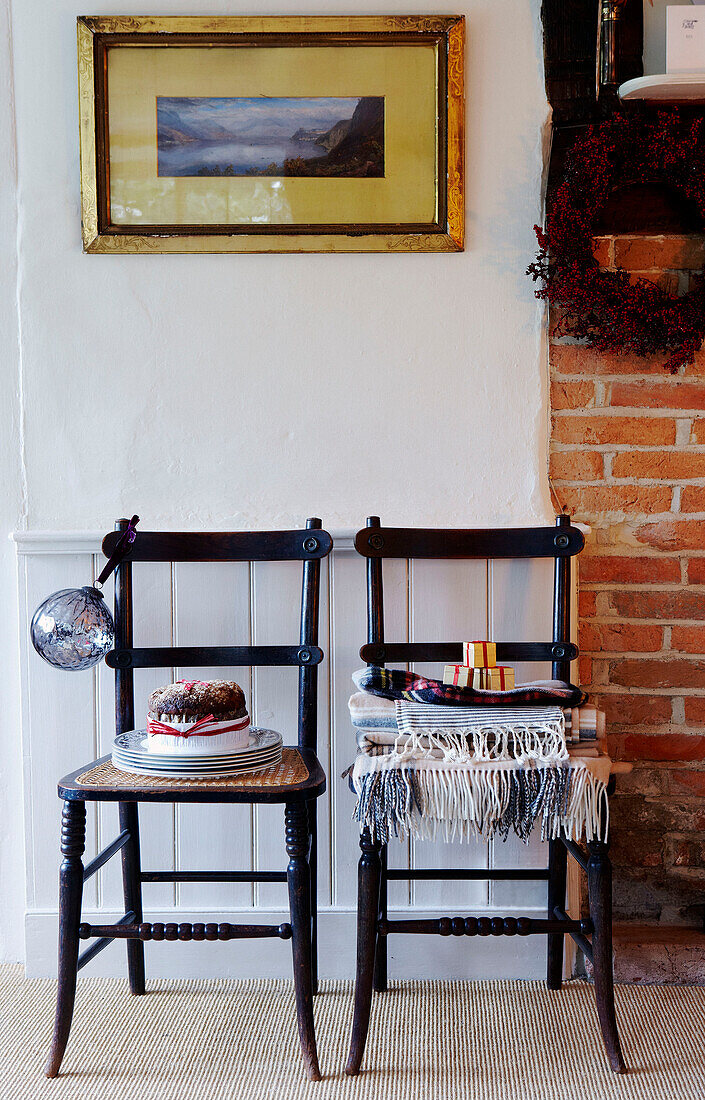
1,964,704,1100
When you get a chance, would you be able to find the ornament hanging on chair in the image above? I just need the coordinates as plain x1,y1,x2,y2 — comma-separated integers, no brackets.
30,516,139,671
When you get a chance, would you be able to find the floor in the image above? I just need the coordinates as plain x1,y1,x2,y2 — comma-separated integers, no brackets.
1,965,704,1099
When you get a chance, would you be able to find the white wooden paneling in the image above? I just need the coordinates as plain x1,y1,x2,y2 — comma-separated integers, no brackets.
94,562,176,910
22,554,98,911
408,558,490,911
95,619,121,910
330,553,409,909
490,558,554,911
131,563,176,909
173,560,254,910
16,531,574,979
250,559,331,908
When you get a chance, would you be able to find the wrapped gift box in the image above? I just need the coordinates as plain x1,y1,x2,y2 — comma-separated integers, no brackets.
462,640,497,667
443,664,515,690
480,666,515,690
443,665,481,688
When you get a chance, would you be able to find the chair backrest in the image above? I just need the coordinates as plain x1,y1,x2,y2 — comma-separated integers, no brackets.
354,515,584,682
101,518,333,750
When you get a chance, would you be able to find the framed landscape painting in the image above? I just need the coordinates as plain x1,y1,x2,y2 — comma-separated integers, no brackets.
77,15,464,253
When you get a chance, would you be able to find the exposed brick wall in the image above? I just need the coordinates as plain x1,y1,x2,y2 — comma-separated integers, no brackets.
549,234,705,926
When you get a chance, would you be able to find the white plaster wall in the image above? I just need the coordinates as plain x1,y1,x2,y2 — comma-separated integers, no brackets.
8,0,552,533
0,0,27,961
1,0,553,960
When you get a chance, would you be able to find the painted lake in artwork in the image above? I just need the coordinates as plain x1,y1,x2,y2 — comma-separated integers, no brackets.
156,96,384,178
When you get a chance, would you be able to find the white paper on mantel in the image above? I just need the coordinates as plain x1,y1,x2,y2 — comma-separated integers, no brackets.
667,6,705,72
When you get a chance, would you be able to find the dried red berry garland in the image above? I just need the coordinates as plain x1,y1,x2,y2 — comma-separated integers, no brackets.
527,112,705,373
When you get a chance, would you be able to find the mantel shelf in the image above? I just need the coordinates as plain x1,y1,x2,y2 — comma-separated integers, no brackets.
619,73,705,103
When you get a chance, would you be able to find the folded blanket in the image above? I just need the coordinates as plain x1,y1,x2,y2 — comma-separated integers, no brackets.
354,728,604,761
568,705,605,743
394,700,567,764
349,692,604,748
351,753,611,845
348,684,610,845
353,666,587,708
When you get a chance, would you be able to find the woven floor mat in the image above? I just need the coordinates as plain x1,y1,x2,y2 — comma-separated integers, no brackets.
3,967,705,1099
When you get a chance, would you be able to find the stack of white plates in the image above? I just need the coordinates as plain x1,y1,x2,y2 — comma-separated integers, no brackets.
112,728,283,778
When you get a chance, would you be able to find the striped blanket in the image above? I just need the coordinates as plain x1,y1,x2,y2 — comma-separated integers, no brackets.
348,686,611,846
349,693,604,753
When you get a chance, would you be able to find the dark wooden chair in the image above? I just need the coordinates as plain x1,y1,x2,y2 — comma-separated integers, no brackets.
45,518,331,1082
346,514,626,1076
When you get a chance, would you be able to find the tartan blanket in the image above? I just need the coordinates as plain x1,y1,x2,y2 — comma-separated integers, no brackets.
353,666,587,708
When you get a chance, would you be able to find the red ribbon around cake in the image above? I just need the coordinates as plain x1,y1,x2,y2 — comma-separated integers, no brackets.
147,713,250,739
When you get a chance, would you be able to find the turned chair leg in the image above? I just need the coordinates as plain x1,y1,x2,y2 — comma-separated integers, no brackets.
307,799,319,996
45,800,86,1078
547,837,567,990
286,802,321,1082
346,828,382,1076
372,843,388,993
119,801,145,995
587,838,627,1073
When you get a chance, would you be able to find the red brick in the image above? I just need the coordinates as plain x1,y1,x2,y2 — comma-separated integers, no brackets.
550,345,679,376
691,420,705,443
672,626,705,654
561,486,671,516
579,655,593,685
610,658,705,689
636,520,705,552
552,415,676,446
592,236,613,267
681,487,705,513
580,622,663,653
579,590,597,617
549,451,603,481
609,589,705,619
686,360,705,382
688,559,705,584
580,555,680,584
668,838,705,868
613,235,705,271
612,451,705,480
685,353,705,377
598,693,672,726
610,381,705,410
671,770,705,795
685,697,705,724
550,379,595,411
623,734,705,763
625,271,680,295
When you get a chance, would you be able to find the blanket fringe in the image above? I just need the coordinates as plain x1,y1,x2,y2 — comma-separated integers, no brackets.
352,764,608,846
391,721,568,765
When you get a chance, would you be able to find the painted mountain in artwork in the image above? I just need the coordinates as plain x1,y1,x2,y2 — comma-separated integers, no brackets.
156,96,384,178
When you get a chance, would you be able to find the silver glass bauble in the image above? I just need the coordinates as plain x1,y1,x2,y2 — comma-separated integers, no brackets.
31,586,115,671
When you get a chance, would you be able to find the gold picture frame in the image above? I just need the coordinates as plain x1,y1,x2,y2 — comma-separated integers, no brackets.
77,15,464,253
